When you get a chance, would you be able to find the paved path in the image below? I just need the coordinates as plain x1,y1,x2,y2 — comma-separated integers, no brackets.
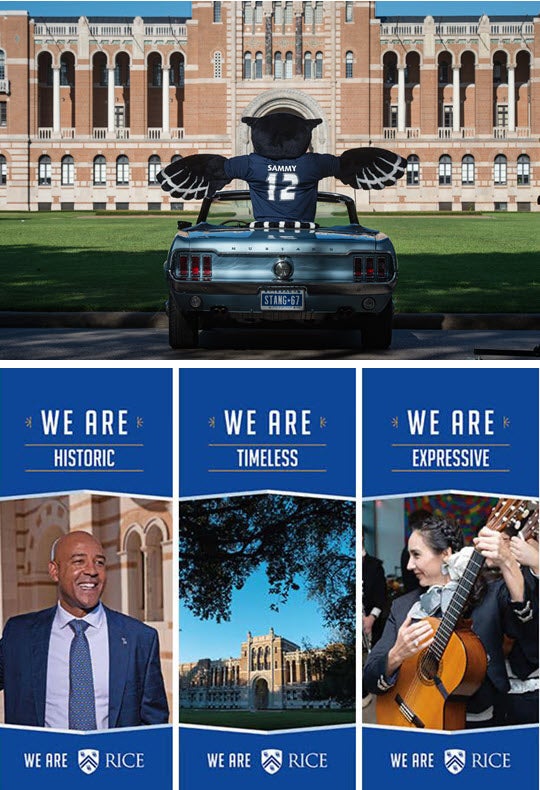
0,326,538,360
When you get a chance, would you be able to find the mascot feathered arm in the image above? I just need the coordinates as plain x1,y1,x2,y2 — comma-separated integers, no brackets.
156,154,231,199
339,148,406,191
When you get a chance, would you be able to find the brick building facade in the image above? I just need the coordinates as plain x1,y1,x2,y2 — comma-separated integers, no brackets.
180,628,330,710
0,1,538,211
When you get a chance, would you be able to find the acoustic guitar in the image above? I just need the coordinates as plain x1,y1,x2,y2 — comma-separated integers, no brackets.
376,498,536,730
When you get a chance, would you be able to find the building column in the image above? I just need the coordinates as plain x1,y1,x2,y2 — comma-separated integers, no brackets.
52,66,60,134
452,65,461,132
107,67,115,133
508,65,515,132
162,66,170,135
397,66,406,132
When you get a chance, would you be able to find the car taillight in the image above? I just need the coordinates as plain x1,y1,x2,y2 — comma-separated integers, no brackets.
365,257,375,280
179,255,188,279
172,252,213,281
353,255,393,281
190,255,200,280
203,255,212,280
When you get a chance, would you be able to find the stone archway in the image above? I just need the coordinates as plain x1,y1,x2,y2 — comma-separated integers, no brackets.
253,678,269,710
236,89,330,155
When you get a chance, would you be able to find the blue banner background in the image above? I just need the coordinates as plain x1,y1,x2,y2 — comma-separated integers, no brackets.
0,369,172,497
180,724,354,789
362,368,539,498
0,725,171,789
363,724,538,790
180,369,355,498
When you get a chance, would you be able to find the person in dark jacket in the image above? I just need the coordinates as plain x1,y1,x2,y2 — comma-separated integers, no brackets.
363,514,536,728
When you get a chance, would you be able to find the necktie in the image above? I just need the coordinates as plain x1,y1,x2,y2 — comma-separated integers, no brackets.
68,619,97,730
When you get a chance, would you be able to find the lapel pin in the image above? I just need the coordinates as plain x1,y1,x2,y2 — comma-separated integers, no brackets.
121,637,127,645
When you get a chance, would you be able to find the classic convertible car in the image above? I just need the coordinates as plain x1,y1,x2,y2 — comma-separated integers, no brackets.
163,190,398,350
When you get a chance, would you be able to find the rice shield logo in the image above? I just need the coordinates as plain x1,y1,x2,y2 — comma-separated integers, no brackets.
261,749,283,775
78,749,100,775
444,749,466,775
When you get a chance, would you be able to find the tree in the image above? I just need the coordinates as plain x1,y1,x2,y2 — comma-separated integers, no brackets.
179,494,355,640
302,642,356,705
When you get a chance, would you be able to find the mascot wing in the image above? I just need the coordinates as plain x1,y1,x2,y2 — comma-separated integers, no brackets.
156,154,230,199
339,148,406,191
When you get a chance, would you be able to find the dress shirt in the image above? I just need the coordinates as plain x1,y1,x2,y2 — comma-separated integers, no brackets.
45,601,109,729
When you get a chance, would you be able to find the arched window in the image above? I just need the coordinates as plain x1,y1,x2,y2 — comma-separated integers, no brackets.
61,155,74,186
254,0,263,24
213,51,223,79
38,154,51,186
304,51,312,79
315,51,323,79
93,155,106,186
254,51,263,79
125,530,144,620
315,1,323,24
0,49,6,80
439,155,452,185
243,52,252,79
145,523,164,621
169,54,184,86
274,1,283,26
305,3,313,25
285,51,293,79
60,53,74,86
0,154,6,185
244,3,253,24
116,154,130,185
171,154,181,163
406,155,420,186
517,154,530,186
345,51,354,79
148,154,161,184
274,52,283,79
345,1,353,22
494,154,507,185
461,154,475,185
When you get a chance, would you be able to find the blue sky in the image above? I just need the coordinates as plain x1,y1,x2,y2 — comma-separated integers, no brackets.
180,564,333,664
2,2,538,18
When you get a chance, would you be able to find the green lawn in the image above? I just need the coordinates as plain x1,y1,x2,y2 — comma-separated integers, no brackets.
0,211,538,312
179,708,356,730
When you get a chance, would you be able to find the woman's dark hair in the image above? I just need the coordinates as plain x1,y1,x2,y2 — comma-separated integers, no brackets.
411,513,487,609
411,514,464,555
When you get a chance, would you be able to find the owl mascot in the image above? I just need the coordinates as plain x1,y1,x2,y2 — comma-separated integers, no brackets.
157,113,405,221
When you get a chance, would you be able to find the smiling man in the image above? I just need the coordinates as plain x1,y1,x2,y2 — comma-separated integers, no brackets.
0,531,169,729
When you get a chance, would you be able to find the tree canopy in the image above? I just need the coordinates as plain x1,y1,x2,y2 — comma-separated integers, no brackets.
179,495,355,641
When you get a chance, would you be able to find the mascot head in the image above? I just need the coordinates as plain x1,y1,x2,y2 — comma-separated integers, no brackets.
242,113,322,160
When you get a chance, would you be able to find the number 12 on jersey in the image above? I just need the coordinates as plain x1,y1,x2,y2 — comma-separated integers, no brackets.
267,172,299,201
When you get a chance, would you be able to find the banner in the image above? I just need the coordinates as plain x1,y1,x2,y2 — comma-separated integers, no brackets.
362,367,539,790
179,368,356,790
0,368,173,789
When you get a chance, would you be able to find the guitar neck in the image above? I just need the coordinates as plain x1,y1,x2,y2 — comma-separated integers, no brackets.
430,550,485,660
427,498,532,662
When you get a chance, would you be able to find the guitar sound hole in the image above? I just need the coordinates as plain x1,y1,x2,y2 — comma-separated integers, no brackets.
418,652,440,682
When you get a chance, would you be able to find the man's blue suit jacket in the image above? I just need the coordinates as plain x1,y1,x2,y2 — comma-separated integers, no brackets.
0,604,169,727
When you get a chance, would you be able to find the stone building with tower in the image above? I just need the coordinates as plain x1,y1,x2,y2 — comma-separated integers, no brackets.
180,628,329,710
0,493,173,720
0,1,538,211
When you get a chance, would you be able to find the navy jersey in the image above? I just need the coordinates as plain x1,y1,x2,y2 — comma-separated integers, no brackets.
224,152,340,222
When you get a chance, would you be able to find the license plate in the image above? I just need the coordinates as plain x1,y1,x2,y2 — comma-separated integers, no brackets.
260,290,305,311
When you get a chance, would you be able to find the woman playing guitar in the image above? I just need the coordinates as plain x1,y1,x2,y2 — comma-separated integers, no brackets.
363,508,537,730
